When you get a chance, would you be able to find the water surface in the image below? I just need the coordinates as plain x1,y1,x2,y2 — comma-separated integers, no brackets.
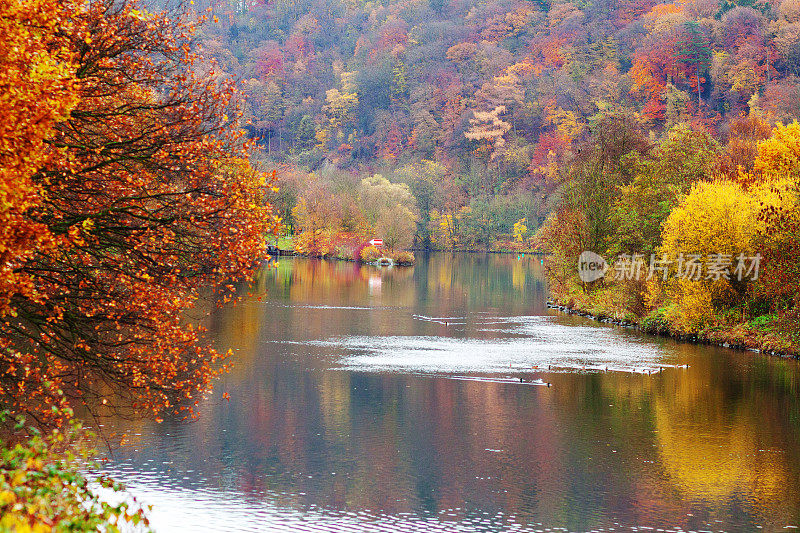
94,253,800,532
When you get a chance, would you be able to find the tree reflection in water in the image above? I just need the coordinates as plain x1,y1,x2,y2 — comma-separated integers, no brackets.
92,254,800,533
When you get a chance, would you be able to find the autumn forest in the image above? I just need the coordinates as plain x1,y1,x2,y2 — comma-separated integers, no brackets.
184,0,799,245
2,0,800,529
184,0,800,348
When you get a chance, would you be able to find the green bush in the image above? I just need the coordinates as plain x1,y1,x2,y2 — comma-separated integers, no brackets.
749,314,777,331
641,309,672,335
0,411,150,532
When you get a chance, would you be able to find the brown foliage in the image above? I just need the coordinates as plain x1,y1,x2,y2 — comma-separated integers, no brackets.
721,115,772,180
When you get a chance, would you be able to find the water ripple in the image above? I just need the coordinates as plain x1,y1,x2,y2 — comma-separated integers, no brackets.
291,316,674,374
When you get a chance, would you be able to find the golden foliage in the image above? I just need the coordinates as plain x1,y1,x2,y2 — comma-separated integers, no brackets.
359,245,381,262
512,217,528,242
658,180,761,329
753,121,800,181
0,0,82,317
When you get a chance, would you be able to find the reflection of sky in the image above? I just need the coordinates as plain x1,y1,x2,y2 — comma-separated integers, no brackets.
94,254,800,533
97,480,563,533
292,315,676,374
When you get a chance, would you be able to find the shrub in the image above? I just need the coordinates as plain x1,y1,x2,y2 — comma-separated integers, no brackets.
393,251,415,265
640,310,670,335
749,314,776,330
0,411,150,532
656,179,761,331
332,244,352,260
359,245,381,263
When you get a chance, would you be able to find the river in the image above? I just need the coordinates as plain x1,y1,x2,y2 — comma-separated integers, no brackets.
92,253,800,532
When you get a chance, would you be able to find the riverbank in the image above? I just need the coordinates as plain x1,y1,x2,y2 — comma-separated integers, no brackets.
269,233,550,264
268,238,415,265
547,294,799,359
409,247,543,255
272,233,546,257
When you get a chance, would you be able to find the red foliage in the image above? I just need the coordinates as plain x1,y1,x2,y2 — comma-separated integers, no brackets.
532,36,571,70
758,191,800,308
642,96,667,121
381,123,404,161
285,33,314,60
530,130,570,167
614,0,656,25
376,18,409,52
256,42,284,78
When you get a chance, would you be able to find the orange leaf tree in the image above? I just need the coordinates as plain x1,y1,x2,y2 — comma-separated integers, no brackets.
0,0,279,425
0,0,80,320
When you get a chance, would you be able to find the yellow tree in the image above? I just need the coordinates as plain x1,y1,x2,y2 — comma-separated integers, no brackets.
658,180,762,330
753,121,800,180
748,122,800,311
513,218,528,242
376,204,416,251
322,71,358,147
292,179,342,255
358,175,416,228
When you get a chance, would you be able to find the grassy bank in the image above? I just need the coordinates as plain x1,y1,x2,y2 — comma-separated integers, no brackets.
548,281,799,358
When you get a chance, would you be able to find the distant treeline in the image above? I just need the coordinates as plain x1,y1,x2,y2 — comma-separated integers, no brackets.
143,0,800,248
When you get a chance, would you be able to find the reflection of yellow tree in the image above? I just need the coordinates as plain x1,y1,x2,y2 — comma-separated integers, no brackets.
586,349,799,522
428,252,455,294
512,259,526,290
653,376,788,503
318,372,352,439
212,289,265,378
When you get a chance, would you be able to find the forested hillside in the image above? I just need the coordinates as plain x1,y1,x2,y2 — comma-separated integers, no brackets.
158,0,800,350
164,0,799,249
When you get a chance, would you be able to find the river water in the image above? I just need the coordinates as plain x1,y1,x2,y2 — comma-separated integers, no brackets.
94,253,800,532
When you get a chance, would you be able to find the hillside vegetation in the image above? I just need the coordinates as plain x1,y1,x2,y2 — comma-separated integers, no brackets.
171,0,799,348
174,0,799,250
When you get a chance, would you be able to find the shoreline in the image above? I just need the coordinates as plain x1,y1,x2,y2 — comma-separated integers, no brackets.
268,247,415,266
267,244,547,263
410,247,545,254
547,300,799,360
272,246,545,255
